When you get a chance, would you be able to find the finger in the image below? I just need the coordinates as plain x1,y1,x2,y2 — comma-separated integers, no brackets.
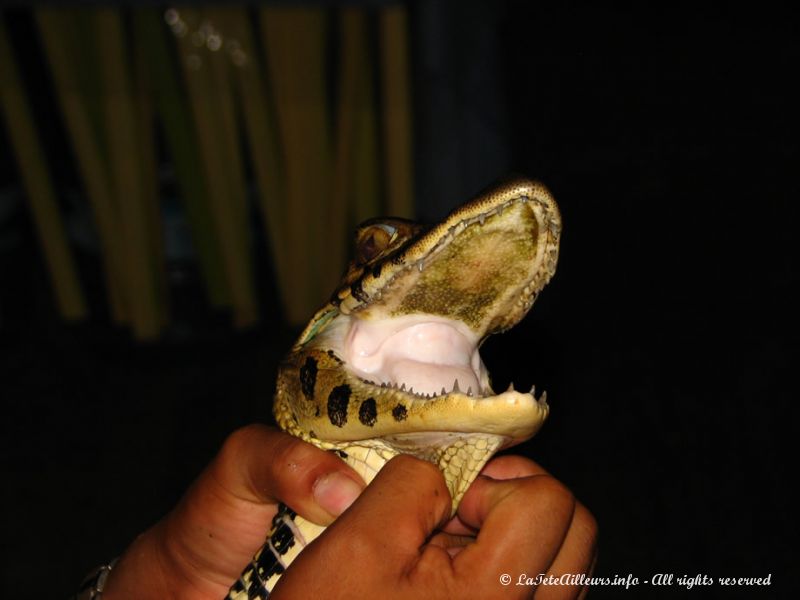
209,424,365,524
538,502,598,600
439,455,548,536
480,454,549,480
453,474,576,597
427,531,476,557
159,426,365,587
441,514,477,536
324,455,452,557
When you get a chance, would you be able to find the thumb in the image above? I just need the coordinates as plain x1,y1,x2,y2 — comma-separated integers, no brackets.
272,455,452,599
330,455,452,552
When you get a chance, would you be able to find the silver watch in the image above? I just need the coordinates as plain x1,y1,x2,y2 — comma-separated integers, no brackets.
73,558,118,600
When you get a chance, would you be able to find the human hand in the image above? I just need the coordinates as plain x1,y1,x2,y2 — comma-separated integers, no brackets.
103,425,596,600
103,425,366,599
273,454,597,599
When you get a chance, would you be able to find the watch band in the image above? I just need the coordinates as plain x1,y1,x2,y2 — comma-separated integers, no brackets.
73,558,118,600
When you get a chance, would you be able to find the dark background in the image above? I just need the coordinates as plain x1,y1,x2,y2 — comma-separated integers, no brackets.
1,2,796,598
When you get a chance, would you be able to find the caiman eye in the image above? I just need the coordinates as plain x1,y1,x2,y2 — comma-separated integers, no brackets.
356,224,397,263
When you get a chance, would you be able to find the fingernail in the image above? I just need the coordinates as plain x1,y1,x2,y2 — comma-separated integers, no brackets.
313,472,363,517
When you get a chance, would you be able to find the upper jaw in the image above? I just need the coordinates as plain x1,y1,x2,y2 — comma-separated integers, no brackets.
297,178,561,352
340,189,560,341
331,178,561,338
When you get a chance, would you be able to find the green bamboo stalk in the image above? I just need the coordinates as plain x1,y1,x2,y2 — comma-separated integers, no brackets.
202,9,251,261
0,20,87,320
211,8,290,315
260,7,332,324
132,9,228,309
380,5,414,218
132,18,169,329
200,10,257,328
174,8,258,327
330,8,363,268
93,8,162,339
349,9,381,225
35,8,129,323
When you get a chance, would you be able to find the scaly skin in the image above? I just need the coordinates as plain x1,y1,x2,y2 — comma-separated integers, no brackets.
228,176,562,599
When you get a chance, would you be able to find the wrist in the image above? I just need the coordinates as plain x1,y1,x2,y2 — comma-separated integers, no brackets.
102,524,174,600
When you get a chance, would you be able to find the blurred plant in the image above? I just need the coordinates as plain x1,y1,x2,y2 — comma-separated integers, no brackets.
0,5,414,337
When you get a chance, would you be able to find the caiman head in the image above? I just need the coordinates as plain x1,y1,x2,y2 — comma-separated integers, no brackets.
274,177,561,507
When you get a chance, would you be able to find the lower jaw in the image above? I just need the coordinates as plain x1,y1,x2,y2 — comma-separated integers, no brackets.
326,431,507,512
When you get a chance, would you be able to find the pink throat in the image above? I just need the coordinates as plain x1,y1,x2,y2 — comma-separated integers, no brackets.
343,315,486,397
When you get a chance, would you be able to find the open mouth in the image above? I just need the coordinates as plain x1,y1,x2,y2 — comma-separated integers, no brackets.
344,314,491,398
311,190,560,410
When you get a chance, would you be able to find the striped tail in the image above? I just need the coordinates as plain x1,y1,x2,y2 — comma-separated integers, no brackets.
226,504,320,599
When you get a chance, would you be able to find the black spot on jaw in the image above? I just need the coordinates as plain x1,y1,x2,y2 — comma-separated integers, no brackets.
300,357,318,398
392,404,408,421
327,349,343,363
328,385,351,427
351,280,368,303
358,398,378,427
372,263,382,278
335,449,349,459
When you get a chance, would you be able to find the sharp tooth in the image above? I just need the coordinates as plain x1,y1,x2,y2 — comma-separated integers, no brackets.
417,261,424,272
530,384,536,396
400,383,406,391
408,386,414,394
441,387,447,396
540,390,548,404
479,213,486,225
506,382,515,392
452,379,460,393
467,386,473,397
380,382,386,388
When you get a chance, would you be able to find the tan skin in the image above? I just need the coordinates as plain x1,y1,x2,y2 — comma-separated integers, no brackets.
104,425,597,599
